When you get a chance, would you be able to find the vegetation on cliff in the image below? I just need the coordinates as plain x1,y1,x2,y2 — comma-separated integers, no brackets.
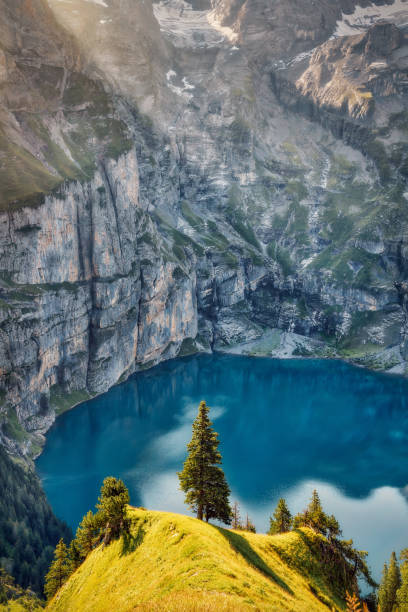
44,477,130,601
0,567,43,611
377,548,408,611
0,447,71,595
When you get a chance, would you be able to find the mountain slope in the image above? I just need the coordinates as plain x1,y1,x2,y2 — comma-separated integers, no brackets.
0,445,71,593
0,0,132,209
47,508,345,611
1,0,408,458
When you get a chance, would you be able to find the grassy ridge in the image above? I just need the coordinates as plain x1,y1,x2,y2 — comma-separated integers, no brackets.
48,507,345,611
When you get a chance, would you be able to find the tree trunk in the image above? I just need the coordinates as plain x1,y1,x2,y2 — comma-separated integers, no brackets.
197,504,203,520
103,522,112,546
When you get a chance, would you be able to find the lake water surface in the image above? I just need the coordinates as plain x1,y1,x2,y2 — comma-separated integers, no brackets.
36,354,408,580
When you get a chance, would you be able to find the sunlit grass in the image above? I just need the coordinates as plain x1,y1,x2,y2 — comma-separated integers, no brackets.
48,507,345,611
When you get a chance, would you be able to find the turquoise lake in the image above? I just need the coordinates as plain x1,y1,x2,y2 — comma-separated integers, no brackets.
36,354,408,580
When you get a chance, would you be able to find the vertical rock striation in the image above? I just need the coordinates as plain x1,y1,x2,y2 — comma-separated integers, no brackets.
1,0,408,454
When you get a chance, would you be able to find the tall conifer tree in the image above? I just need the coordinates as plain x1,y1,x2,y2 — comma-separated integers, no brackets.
44,539,70,600
75,510,99,559
268,498,292,534
294,489,328,534
387,551,401,611
178,401,231,523
378,553,401,612
204,467,232,524
68,539,82,574
96,477,130,544
397,549,408,611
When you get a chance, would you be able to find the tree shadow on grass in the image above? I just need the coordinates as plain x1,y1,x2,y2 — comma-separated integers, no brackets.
292,528,328,578
120,524,146,556
217,528,294,595
292,529,341,609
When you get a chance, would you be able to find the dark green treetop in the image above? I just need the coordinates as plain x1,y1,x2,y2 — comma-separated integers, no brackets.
44,477,131,601
293,489,375,596
96,477,130,544
178,401,231,524
268,498,292,535
378,552,402,612
397,549,408,611
44,539,70,601
204,466,232,524
75,510,100,559
68,539,82,573
294,489,327,534
385,551,401,612
293,489,341,539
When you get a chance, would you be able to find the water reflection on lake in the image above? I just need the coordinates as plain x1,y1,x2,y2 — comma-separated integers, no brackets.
36,354,408,580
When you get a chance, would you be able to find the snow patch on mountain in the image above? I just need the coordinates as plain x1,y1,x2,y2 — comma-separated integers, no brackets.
166,69,195,100
153,0,236,48
334,0,408,37
84,0,108,7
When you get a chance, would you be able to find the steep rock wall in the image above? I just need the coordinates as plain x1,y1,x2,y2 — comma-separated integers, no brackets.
0,150,197,455
1,0,408,457
1,135,407,457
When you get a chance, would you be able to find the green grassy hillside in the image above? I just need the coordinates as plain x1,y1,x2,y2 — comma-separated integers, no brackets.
47,507,345,611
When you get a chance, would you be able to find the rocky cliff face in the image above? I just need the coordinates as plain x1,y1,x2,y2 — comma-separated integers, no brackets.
1,0,408,456
0,148,199,455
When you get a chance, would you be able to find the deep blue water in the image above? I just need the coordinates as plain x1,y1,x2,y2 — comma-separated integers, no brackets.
36,354,408,580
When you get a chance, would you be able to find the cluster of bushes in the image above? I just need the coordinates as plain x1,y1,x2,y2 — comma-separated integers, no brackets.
0,567,42,610
267,491,376,603
0,446,71,594
268,493,408,611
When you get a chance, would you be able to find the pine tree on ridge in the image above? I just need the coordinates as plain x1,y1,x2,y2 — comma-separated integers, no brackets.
178,400,231,524
44,539,70,601
397,548,408,611
268,498,292,535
